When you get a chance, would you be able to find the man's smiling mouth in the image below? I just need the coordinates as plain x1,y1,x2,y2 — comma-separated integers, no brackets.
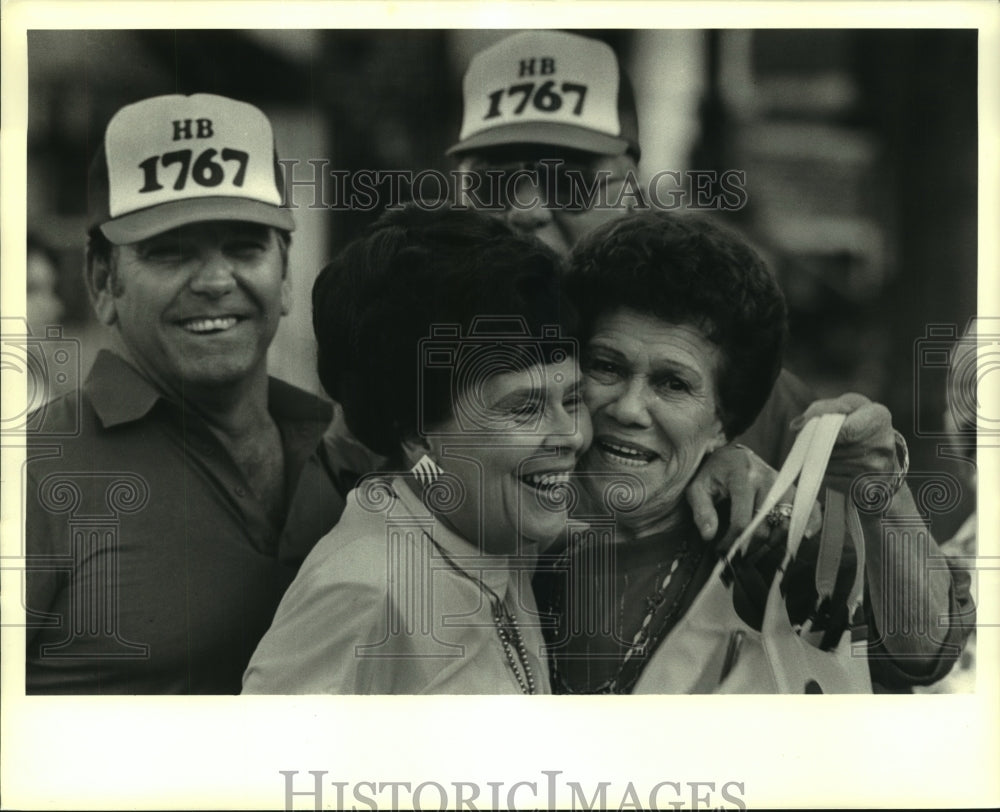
179,316,241,334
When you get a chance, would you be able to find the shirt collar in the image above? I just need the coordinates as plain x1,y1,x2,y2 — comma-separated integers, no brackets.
85,350,163,428
390,476,515,595
85,350,332,430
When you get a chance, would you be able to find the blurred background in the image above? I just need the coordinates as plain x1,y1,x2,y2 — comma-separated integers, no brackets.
24,28,978,538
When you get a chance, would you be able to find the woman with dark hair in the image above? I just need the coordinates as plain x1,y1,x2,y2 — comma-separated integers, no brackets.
541,210,972,694
243,205,590,694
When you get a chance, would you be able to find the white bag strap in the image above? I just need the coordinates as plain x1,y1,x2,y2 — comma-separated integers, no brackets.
814,491,867,618
785,414,844,564
725,413,846,565
816,487,846,602
724,417,815,562
845,497,866,615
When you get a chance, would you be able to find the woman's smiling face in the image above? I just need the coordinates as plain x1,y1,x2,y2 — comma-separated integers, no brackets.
579,307,727,537
426,354,592,555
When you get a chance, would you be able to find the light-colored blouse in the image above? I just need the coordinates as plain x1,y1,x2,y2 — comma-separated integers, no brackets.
243,477,550,694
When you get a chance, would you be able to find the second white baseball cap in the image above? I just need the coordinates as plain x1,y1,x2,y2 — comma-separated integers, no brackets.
448,31,640,159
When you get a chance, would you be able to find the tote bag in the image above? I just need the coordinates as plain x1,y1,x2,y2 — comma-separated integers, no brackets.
633,413,873,694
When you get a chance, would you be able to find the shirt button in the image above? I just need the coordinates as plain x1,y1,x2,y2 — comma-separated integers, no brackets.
234,486,247,498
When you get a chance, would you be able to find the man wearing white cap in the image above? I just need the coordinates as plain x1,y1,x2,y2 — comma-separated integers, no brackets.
449,30,644,257
25,94,332,694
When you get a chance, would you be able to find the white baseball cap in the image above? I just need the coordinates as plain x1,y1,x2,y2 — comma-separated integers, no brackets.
88,93,295,244
448,31,640,159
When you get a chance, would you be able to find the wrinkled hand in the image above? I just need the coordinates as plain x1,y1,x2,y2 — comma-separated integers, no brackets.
686,443,777,549
790,392,902,494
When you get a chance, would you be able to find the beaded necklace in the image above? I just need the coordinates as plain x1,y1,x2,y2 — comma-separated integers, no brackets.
428,534,537,695
604,537,699,693
551,533,705,695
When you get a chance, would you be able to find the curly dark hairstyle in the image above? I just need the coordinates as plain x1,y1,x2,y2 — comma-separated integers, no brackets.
312,204,578,457
566,210,786,439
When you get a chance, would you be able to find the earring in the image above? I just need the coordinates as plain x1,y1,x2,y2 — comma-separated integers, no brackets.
410,454,444,488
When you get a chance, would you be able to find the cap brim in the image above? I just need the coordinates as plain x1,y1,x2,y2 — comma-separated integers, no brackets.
100,197,296,244
447,121,631,157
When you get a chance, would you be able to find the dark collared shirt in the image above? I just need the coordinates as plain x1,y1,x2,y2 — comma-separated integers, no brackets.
25,350,332,694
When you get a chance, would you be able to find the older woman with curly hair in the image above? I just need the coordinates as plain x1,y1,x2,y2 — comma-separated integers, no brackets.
539,210,973,694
